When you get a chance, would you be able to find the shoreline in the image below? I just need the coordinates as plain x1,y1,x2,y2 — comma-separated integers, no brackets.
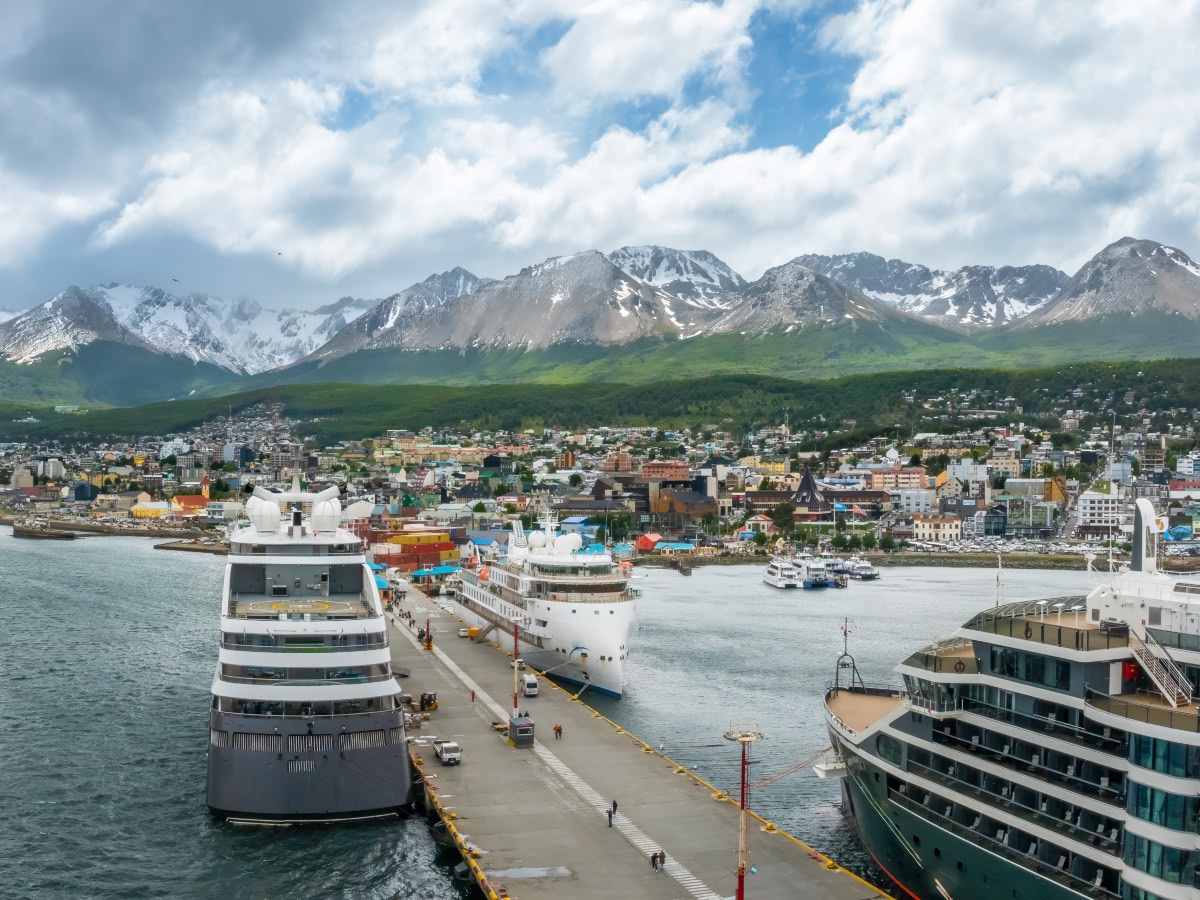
636,550,1200,572
0,514,214,540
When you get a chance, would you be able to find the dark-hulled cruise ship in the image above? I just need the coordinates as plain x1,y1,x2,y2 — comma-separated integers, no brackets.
822,499,1200,900
206,480,412,823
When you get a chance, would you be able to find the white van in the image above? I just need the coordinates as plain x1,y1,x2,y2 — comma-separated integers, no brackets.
522,674,539,697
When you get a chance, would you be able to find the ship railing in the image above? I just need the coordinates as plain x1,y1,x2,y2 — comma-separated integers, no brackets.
904,760,1121,853
220,638,388,653
957,697,1127,756
1147,626,1200,654
902,641,979,675
963,606,1128,652
928,727,1125,806
887,788,1119,898
1084,686,1200,733
219,673,396,686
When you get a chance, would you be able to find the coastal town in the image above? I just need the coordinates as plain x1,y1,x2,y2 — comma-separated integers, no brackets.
5,384,1200,567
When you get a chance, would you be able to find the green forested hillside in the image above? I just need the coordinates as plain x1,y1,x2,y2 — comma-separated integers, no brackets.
6,358,1200,444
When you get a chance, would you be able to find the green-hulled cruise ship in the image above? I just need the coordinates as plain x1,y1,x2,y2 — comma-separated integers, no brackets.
823,499,1200,900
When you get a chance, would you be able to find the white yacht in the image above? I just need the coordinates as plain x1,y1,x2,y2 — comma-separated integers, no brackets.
205,479,411,823
450,510,639,698
845,556,881,580
763,556,803,588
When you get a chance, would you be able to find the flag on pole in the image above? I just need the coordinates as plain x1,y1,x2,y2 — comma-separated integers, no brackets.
852,504,865,515
834,501,848,511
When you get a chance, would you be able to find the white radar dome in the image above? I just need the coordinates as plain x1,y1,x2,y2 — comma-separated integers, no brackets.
527,531,547,549
244,496,262,519
251,499,281,534
312,498,342,533
558,533,583,553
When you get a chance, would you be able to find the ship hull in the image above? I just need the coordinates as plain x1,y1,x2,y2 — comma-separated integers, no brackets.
206,709,412,822
834,739,1086,900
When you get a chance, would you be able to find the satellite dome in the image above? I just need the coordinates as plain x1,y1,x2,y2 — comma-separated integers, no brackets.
244,496,262,518
527,531,546,549
252,498,281,534
886,448,900,461
312,498,342,533
559,533,583,553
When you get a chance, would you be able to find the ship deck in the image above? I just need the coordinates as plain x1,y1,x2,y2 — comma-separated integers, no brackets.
228,593,376,620
393,589,892,900
826,690,904,733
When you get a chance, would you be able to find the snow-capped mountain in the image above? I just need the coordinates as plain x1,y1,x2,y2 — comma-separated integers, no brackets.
708,260,897,334
0,285,375,373
310,252,727,359
794,252,1068,328
311,267,490,359
607,246,744,308
0,307,24,323
1025,237,1200,324
0,287,154,363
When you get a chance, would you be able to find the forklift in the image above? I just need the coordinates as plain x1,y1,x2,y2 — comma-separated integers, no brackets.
419,691,439,712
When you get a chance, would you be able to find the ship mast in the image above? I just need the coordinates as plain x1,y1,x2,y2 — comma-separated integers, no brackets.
834,618,865,693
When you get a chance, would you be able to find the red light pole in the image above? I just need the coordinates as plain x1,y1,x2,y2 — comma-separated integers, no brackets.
724,724,763,900
512,618,520,721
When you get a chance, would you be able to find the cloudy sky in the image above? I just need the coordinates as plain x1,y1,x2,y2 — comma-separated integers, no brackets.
2,0,1199,311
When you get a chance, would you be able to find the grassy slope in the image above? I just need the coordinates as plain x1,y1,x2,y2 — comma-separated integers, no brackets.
0,342,236,407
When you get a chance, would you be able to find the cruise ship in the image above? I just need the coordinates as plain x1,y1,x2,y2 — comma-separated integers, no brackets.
206,480,412,823
450,510,639,698
823,499,1200,899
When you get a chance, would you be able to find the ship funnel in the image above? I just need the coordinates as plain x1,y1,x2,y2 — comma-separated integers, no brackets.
1131,498,1158,574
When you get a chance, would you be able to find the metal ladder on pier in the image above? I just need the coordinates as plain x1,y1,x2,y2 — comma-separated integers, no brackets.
1129,631,1193,708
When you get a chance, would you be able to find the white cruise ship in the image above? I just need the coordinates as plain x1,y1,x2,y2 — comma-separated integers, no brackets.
450,510,639,698
205,480,412,823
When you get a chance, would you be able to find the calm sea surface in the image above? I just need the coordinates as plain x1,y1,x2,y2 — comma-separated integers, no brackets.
0,528,1092,898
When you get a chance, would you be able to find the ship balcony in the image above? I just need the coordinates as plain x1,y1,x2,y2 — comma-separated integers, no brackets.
905,759,1122,856
963,599,1129,653
929,725,1126,806
824,684,905,738
902,638,979,675
957,697,1128,758
1085,686,1200,733
887,788,1119,897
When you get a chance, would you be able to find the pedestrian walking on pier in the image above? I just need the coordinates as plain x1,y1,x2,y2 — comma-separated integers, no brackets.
611,800,618,816
650,852,658,871
657,850,667,872
606,809,613,827
470,690,475,702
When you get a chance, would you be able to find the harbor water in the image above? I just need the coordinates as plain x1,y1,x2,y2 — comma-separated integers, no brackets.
0,528,1090,898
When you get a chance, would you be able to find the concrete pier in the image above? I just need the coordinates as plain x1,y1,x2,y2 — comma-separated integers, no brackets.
393,589,891,900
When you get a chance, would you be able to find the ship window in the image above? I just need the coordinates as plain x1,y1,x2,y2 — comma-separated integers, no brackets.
912,835,920,846
934,848,940,858
957,861,964,871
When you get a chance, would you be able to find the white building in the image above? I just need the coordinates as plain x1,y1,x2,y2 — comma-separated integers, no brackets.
1076,485,1126,539
894,489,935,515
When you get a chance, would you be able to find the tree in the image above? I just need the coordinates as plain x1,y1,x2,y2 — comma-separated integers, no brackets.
769,502,794,533
909,452,923,468
861,531,877,550
753,530,768,547
846,532,862,550
831,532,848,550
880,534,897,552
759,476,775,491
472,502,487,513
1040,463,1055,478
568,473,583,488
